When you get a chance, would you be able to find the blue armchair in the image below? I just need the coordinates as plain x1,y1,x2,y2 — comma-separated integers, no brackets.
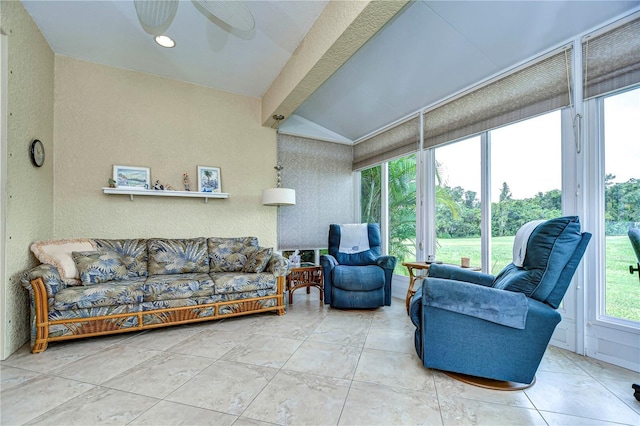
629,228,640,280
410,216,591,385
628,229,640,401
320,223,397,309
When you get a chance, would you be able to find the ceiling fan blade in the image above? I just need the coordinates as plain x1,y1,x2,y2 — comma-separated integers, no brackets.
134,0,179,36
193,0,255,32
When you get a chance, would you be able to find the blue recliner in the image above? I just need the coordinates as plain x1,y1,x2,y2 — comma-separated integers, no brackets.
320,223,397,309
629,229,640,401
629,228,640,280
410,216,591,385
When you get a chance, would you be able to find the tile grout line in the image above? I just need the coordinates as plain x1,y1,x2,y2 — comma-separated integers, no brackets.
3,297,638,425
232,301,324,425
334,309,374,426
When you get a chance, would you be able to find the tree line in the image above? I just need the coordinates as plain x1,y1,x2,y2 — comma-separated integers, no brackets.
437,176,639,238
362,157,639,264
436,183,562,238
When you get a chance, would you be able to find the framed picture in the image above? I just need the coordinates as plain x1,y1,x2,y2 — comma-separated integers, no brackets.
197,166,221,193
113,165,150,190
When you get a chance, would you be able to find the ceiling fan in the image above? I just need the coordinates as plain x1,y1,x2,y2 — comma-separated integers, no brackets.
133,0,255,47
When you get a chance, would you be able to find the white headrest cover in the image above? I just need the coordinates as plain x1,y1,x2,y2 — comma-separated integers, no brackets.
338,224,371,254
513,220,546,267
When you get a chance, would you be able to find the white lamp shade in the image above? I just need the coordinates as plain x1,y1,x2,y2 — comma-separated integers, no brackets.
262,188,296,206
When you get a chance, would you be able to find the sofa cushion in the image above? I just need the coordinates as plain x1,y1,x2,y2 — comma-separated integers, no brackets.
72,251,129,285
212,272,277,294
141,273,215,301
30,239,96,286
54,277,146,311
492,216,583,302
332,265,385,291
94,239,148,277
242,247,272,273
147,238,209,275
208,237,259,273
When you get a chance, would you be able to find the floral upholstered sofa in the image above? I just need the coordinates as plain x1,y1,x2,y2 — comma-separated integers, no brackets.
21,237,288,353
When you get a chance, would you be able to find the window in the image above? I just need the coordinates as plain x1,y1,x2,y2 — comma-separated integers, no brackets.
489,111,562,273
434,137,481,268
360,155,416,275
360,165,381,225
388,155,416,274
360,112,563,275
603,87,640,322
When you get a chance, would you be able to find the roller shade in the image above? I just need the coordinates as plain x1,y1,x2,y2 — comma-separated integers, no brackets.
277,134,354,250
583,17,640,100
353,115,420,171
423,49,572,148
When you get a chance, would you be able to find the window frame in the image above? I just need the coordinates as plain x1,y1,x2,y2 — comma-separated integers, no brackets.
359,109,568,275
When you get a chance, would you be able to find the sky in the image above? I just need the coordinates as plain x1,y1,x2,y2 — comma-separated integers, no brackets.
435,111,561,203
434,87,639,203
604,88,640,183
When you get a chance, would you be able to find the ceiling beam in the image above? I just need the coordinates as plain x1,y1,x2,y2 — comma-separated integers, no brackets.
261,0,409,128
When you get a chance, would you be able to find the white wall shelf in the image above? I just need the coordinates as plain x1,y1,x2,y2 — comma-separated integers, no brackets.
102,187,228,203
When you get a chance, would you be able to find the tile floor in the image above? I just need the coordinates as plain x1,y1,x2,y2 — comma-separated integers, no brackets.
1,292,639,425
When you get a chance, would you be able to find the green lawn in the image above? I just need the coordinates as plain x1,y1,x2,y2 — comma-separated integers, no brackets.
397,236,640,322
605,236,640,322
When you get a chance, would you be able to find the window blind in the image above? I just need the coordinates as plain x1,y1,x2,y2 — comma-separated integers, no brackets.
277,134,354,250
423,49,572,148
353,115,420,171
583,17,640,100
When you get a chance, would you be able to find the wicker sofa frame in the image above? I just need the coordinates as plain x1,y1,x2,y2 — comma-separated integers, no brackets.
22,237,288,353
26,276,285,354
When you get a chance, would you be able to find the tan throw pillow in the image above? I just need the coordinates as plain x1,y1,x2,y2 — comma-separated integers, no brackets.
242,247,273,273
31,239,96,285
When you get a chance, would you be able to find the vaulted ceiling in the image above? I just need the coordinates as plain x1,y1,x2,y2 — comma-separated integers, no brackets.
22,0,640,144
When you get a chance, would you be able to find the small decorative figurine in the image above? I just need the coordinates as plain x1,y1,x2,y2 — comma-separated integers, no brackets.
108,178,116,188
183,173,191,191
153,180,164,190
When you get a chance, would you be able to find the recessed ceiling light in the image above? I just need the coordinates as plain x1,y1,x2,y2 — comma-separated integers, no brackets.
154,35,175,48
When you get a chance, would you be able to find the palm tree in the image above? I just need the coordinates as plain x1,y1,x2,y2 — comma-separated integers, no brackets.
388,155,417,270
360,166,381,224
359,156,417,273
203,169,213,184
360,155,460,273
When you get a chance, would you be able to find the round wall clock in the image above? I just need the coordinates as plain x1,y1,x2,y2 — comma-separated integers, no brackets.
30,139,45,167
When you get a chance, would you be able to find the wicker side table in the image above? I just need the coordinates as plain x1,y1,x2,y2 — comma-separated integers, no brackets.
402,262,432,314
286,263,323,304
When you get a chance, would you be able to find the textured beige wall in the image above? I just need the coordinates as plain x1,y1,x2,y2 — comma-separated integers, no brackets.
54,57,277,245
0,2,55,358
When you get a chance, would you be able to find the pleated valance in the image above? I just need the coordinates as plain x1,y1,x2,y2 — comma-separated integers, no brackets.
583,17,640,100
353,115,420,171
422,49,572,148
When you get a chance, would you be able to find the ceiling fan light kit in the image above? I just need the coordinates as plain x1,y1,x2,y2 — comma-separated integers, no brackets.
133,0,179,36
193,0,255,32
134,0,255,48
154,34,176,48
